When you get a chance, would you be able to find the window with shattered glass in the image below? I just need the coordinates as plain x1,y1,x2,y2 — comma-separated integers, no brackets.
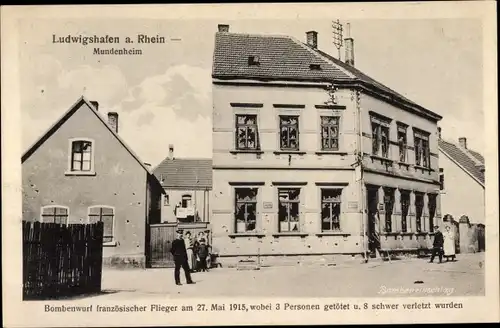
321,116,339,151
235,188,258,232
71,140,92,171
397,125,407,162
384,189,395,233
321,189,342,231
280,116,299,150
428,194,437,232
400,191,410,232
414,131,430,168
371,116,390,158
415,193,424,232
235,114,259,150
278,188,300,232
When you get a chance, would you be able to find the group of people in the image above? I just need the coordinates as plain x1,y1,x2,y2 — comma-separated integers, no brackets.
429,216,457,263
169,229,211,286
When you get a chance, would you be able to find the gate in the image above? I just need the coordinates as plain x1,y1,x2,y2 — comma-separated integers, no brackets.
149,222,212,268
149,223,177,268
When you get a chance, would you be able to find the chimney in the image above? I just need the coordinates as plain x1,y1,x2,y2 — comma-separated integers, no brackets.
344,23,355,66
90,101,99,111
168,144,174,159
306,31,318,49
218,24,229,32
437,127,442,139
107,112,119,134
458,137,467,149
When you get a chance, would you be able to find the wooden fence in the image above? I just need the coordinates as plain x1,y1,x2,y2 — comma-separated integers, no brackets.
23,221,104,300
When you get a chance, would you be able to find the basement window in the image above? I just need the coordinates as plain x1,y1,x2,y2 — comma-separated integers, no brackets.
248,55,260,66
309,64,322,70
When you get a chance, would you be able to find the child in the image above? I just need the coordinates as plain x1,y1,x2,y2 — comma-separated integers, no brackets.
197,238,210,272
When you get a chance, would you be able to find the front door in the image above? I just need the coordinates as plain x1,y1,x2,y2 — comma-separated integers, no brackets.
367,187,380,255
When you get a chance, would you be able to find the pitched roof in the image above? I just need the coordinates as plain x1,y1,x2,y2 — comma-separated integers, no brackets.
22,96,164,191
438,139,485,186
153,158,213,190
212,32,442,121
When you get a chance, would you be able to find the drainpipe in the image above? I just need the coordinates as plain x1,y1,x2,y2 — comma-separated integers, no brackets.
355,89,368,263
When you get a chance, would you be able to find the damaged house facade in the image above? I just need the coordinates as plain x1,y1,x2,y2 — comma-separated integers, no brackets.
211,24,443,265
22,97,164,267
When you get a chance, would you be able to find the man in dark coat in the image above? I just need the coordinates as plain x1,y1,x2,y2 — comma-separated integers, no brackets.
429,225,444,263
170,230,195,285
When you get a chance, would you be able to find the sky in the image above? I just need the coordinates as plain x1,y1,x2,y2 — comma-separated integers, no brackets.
19,17,484,167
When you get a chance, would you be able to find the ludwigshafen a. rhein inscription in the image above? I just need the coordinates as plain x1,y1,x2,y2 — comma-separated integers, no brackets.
52,34,167,55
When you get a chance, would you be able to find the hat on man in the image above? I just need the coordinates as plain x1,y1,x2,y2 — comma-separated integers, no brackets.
433,225,440,229
176,229,183,234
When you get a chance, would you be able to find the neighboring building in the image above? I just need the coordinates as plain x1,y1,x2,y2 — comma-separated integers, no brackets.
22,97,164,268
153,145,212,223
211,24,443,265
438,134,485,225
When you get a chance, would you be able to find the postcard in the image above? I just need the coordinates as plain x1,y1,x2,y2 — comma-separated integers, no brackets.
1,2,498,326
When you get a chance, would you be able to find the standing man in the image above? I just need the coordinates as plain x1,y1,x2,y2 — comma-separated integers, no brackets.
429,225,444,263
170,229,195,285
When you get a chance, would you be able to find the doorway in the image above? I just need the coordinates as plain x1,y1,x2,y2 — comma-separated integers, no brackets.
366,186,380,255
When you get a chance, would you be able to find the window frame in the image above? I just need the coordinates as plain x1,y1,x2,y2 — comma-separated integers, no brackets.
439,168,445,191
234,187,259,233
320,115,341,151
383,188,395,233
400,191,410,233
40,205,69,225
87,205,116,246
370,115,391,158
279,115,300,151
320,188,343,232
235,114,260,151
397,124,408,163
66,138,96,176
278,188,301,233
414,192,424,232
413,130,431,168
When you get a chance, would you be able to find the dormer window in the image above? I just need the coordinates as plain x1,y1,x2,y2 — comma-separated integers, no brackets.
309,64,321,70
248,55,260,66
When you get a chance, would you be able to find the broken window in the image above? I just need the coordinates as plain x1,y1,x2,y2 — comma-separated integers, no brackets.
235,114,259,150
235,188,258,233
384,189,395,233
415,193,424,232
371,116,390,158
439,168,445,190
321,116,340,151
88,206,114,243
400,191,410,232
414,131,430,168
428,194,437,233
71,140,92,171
397,125,407,162
181,194,192,208
280,116,299,150
41,206,68,225
321,189,342,231
278,188,300,232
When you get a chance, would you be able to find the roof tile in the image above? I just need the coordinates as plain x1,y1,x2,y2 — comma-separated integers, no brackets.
153,158,212,190
439,139,484,185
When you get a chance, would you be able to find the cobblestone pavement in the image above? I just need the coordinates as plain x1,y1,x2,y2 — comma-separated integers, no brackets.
88,253,484,300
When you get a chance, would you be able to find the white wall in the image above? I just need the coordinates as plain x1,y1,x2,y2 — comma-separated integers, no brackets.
439,150,485,224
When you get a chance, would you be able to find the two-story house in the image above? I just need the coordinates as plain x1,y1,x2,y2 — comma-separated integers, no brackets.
211,24,443,266
22,97,164,268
